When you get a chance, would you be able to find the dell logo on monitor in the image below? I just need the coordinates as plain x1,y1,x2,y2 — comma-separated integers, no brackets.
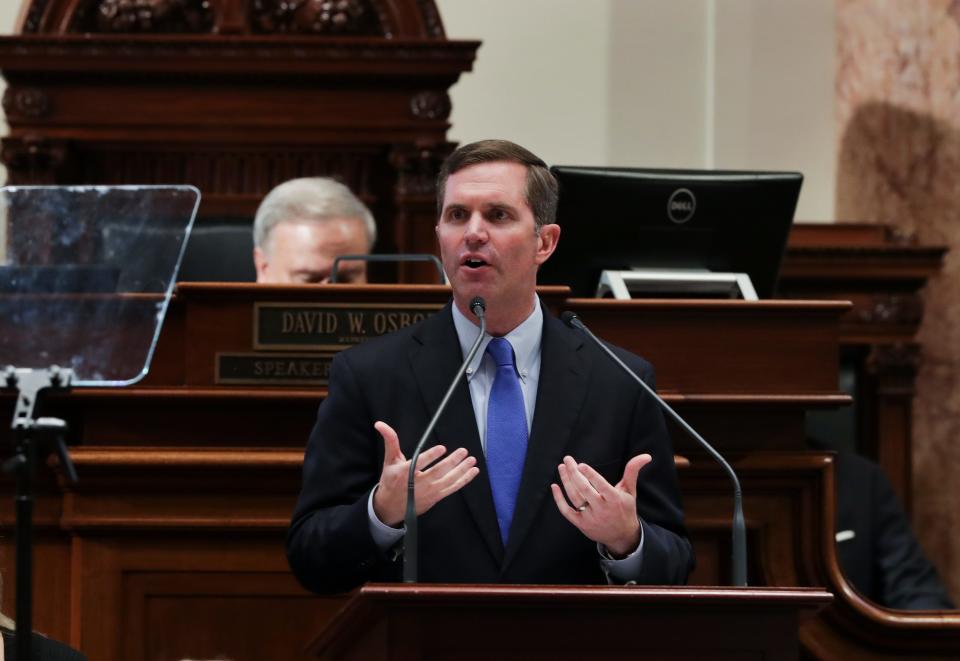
667,188,696,224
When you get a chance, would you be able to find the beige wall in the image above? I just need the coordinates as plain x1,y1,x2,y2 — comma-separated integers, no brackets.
607,1,710,169
439,0,836,221
438,0,612,166
0,2,836,212
713,0,836,221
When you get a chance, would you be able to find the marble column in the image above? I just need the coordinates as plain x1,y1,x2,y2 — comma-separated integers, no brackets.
836,0,960,601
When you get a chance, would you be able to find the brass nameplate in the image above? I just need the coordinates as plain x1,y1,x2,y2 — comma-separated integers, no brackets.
216,352,336,386
254,302,441,351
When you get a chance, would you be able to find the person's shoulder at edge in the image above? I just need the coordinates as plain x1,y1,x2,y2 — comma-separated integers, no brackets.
1,628,88,661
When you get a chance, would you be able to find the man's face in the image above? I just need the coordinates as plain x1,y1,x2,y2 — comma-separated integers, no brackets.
254,217,369,284
437,161,559,327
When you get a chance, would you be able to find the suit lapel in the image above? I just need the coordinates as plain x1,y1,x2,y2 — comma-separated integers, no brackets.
409,304,504,565
502,312,589,571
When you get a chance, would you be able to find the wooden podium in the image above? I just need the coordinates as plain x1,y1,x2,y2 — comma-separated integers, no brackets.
308,584,832,661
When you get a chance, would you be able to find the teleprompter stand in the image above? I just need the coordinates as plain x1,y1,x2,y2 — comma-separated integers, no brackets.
0,184,201,659
3,366,78,661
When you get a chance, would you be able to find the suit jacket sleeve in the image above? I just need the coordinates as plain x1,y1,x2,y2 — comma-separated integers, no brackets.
286,350,397,594
620,353,694,585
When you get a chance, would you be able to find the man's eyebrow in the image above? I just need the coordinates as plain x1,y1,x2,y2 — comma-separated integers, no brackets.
483,202,518,214
440,203,467,217
441,201,519,215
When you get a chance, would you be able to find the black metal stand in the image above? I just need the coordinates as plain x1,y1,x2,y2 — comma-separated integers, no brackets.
330,253,447,284
3,366,78,661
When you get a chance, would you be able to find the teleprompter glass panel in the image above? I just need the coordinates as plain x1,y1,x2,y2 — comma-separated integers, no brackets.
0,186,200,386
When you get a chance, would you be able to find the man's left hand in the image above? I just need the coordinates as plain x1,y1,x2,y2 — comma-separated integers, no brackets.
550,453,651,557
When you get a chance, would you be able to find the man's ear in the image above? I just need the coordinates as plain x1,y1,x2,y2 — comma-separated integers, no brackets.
534,224,561,265
253,247,268,282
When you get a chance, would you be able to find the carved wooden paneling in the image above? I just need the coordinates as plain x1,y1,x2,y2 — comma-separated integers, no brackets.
0,0,477,282
77,536,339,660
72,0,216,34
0,287,952,659
249,0,382,36
123,571,344,661
20,0,443,37
3,447,957,660
781,223,946,510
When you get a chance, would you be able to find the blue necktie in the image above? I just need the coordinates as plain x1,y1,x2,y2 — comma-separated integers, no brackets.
485,337,528,545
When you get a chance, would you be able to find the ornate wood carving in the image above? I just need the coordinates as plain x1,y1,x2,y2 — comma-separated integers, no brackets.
854,293,924,326
250,0,381,36
71,0,215,33
21,0,51,33
387,142,451,280
1,86,51,119
884,224,917,246
390,143,449,197
71,145,379,196
16,0,445,36
409,89,451,120
865,343,921,376
0,136,70,184
415,0,443,37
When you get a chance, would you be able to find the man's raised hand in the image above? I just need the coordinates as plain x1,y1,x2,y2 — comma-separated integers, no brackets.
550,453,652,557
371,420,480,527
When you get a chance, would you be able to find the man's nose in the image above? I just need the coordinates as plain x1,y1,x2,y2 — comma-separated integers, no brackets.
463,213,488,242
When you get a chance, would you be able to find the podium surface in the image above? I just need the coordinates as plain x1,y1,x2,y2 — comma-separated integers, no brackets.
309,584,832,661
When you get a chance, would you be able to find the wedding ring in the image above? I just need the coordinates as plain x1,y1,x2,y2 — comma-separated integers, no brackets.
576,502,589,512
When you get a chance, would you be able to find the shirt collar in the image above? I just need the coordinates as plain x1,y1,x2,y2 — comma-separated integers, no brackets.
451,296,543,383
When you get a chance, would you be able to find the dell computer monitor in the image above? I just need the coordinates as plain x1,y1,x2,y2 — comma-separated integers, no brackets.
538,167,803,298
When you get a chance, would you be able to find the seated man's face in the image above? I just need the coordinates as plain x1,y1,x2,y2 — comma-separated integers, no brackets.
254,217,369,284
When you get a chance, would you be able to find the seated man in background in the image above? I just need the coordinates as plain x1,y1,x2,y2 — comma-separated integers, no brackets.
832,449,954,609
253,177,376,284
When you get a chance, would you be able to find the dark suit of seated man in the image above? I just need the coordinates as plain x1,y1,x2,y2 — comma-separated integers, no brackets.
286,139,694,592
833,450,954,610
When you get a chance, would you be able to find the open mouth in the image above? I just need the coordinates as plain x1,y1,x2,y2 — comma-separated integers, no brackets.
463,258,489,269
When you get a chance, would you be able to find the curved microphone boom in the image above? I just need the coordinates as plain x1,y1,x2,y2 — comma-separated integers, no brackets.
561,310,747,587
403,296,487,583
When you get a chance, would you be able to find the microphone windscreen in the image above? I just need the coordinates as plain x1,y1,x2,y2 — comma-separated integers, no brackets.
560,310,579,327
470,297,486,314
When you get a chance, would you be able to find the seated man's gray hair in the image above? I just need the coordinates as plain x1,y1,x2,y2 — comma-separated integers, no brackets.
253,177,376,250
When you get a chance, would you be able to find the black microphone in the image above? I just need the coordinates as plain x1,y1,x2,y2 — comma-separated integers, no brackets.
561,310,747,587
403,296,487,583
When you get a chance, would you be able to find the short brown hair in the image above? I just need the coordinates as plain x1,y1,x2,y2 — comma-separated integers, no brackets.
436,139,559,230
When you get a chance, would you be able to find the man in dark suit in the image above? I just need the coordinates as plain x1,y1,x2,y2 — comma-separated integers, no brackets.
286,139,693,593
832,451,954,610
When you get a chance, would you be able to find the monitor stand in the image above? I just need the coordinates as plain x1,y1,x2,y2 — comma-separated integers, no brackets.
595,268,759,300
